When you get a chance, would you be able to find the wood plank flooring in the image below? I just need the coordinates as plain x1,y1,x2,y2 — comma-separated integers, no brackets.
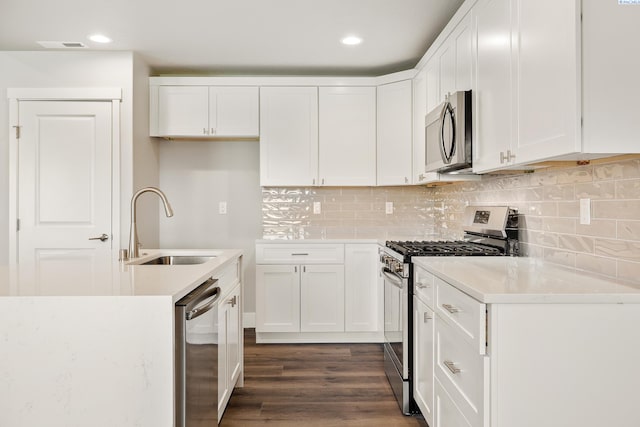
220,329,427,426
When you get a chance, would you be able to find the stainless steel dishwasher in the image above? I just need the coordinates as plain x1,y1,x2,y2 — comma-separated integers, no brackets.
175,277,221,427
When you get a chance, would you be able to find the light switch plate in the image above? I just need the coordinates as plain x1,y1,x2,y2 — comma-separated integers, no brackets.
313,202,321,214
219,201,227,215
385,202,394,214
579,198,590,225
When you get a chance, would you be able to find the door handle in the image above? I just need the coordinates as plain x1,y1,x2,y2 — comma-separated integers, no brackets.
88,233,109,242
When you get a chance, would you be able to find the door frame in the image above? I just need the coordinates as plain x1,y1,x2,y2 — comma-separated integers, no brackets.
7,88,122,264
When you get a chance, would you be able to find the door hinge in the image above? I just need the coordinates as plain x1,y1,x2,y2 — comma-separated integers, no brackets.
13,126,21,139
16,218,20,231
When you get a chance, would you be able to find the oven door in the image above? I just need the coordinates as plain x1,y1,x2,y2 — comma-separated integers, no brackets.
382,266,409,379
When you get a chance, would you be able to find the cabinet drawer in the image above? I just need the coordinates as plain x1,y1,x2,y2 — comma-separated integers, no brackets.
414,265,435,309
435,314,487,426
435,377,474,427
256,244,344,264
435,277,486,354
214,259,240,298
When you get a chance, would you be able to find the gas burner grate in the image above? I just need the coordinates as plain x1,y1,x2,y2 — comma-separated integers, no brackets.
386,240,504,257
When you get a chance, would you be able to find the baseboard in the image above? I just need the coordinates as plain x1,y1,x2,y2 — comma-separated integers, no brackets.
243,312,256,328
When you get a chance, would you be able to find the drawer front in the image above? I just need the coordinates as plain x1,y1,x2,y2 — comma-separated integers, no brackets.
435,277,486,354
414,265,435,309
256,244,344,264
435,314,487,426
435,378,474,427
214,259,240,298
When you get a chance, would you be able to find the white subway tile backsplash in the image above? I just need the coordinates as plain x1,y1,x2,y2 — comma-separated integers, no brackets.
263,157,640,284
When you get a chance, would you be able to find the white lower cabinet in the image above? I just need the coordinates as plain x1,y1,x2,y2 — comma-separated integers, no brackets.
300,265,345,332
218,282,242,419
255,243,382,343
434,378,472,427
255,263,344,334
413,295,435,427
345,244,380,332
255,264,301,332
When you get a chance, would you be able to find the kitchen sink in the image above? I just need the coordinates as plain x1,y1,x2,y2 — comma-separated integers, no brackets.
140,255,216,265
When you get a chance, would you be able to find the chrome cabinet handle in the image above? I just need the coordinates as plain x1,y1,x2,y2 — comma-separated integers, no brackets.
442,303,460,313
227,295,237,307
444,360,461,374
88,233,109,242
291,253,309,256
423,312,432,323
415,282,430,289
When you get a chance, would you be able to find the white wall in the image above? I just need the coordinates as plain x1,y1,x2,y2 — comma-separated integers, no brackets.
0,51,159,263
158,141,261,313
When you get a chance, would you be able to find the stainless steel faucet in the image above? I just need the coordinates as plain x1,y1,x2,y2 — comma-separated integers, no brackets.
128,187,174,259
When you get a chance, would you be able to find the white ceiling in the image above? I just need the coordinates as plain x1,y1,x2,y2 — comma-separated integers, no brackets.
0,0,465,76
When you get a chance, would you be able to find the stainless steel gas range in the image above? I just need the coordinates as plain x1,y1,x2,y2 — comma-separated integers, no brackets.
379,205,519,415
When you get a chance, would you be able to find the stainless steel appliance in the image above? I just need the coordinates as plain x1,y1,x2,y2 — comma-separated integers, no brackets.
380,205,519,415
175,278,221,427
425,90,472,174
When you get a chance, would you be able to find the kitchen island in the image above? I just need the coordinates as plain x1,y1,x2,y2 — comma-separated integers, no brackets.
0,249,243,427
412,256,640,427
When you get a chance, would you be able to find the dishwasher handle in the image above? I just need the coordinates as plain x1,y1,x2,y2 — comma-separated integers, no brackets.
183,278,221,320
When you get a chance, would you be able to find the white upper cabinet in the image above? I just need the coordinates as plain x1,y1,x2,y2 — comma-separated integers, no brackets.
473,0,514,173
474,0,579,173
319,86,377,186
209,86,259,137
157,86,209,136
473,0,639,173
377,80,413,186
581,0,640,154
412,68,429,184
153,85,258,138
259,87,319,187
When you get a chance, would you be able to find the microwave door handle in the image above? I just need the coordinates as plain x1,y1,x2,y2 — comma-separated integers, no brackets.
440,102,456,163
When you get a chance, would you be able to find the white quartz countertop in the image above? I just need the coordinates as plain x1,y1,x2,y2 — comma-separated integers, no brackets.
0,249,242,302
413,256,640,304
256,239,382,244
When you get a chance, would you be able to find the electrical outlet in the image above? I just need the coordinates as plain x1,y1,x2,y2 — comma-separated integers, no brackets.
579,198,590,225
219,201,227,215
385,202,394,214
313,202,321,214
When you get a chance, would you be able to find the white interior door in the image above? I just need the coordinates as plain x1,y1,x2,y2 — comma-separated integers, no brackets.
17,100,113,264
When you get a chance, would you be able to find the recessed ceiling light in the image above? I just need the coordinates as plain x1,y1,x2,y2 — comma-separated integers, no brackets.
341,36,362,46
88,34,112,44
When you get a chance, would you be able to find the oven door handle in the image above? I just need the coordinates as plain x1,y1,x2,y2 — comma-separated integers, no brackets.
381,268,404,289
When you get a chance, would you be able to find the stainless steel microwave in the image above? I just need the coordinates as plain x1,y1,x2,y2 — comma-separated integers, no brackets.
425,90,472,173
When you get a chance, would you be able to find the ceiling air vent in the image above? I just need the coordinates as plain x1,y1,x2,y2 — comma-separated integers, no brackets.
37,41,88,49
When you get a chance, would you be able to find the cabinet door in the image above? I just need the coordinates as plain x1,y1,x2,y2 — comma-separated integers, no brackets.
412,68,429,184
300,264,345,332
345,244,380,332
377,80,413,186
414,296,435,427
226,284,242,389
439,42,456,100
473,0,514,173
319,86,376,186
425,57,441,113
255,264,300,332
513,0,579,163
158,86,209,136
454,13,473,92
209,86,259,137
259,87,318,186
218,297,230,416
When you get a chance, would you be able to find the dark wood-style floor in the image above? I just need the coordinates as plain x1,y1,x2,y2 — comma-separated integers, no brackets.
220,329,428,426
